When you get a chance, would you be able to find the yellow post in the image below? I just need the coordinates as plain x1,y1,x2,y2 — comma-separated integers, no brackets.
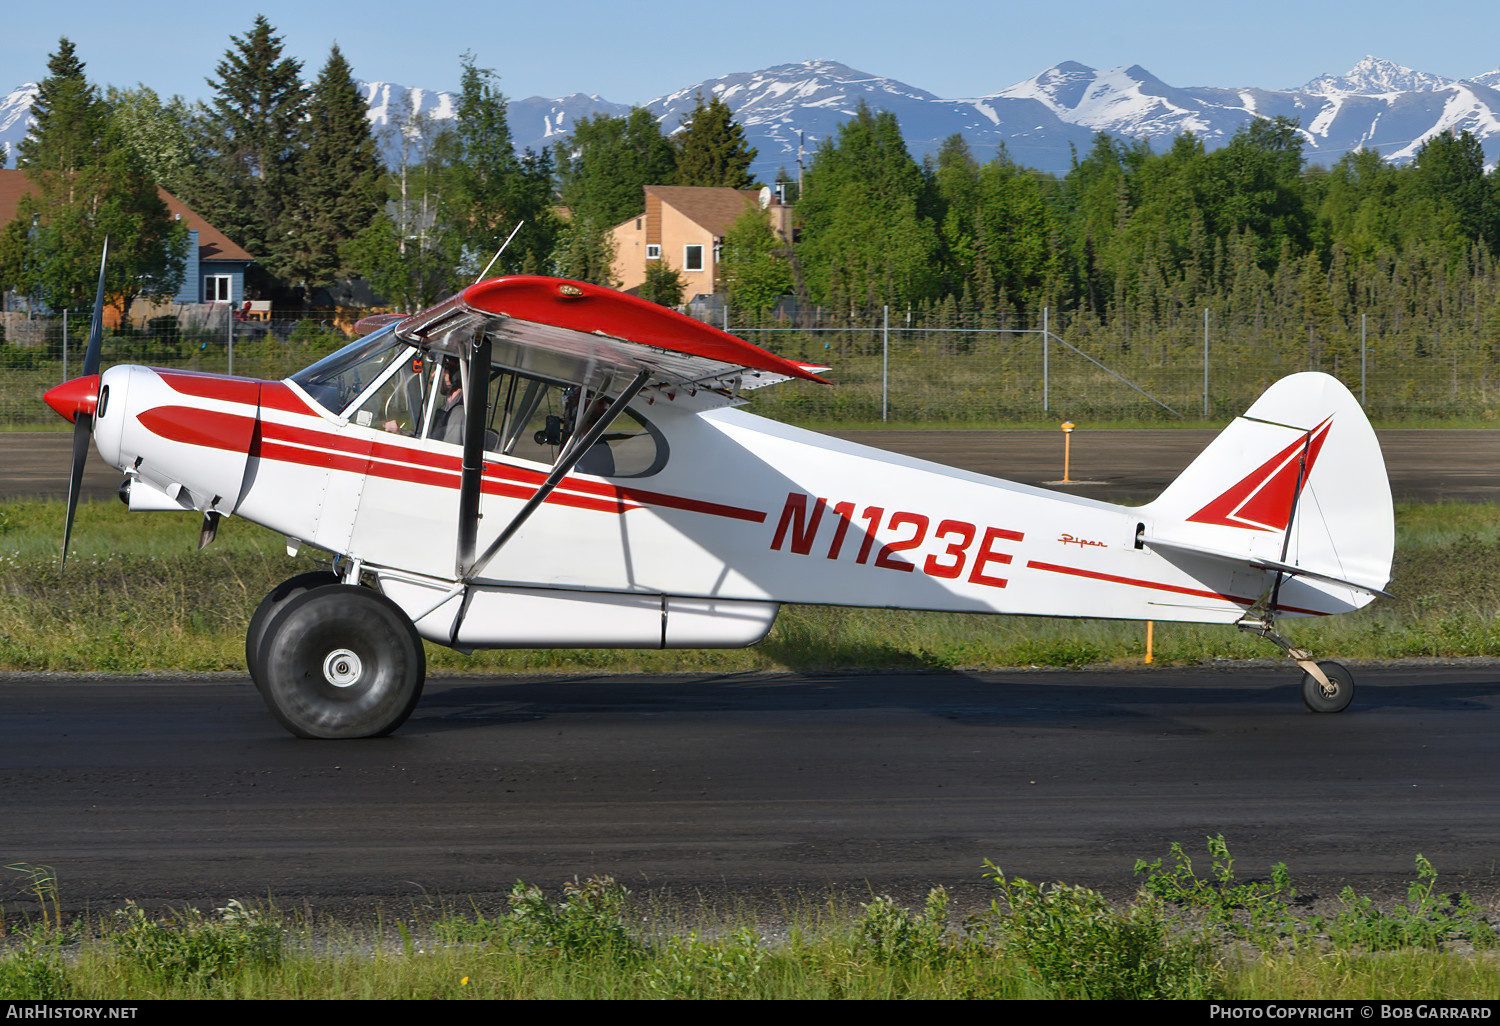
1145,621,1154,663
1060,421,1075,482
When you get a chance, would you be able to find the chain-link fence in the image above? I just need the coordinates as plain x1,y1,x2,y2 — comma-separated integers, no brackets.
4,303,1500,429
0,308,350,428
729,306,1500,426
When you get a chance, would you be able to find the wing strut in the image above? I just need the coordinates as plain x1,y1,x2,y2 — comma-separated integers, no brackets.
458,369,650,582
455,333,493,576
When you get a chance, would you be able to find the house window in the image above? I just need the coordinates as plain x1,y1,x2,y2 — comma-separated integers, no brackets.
204,275,231,302
646,244,661,260
683,245,704,272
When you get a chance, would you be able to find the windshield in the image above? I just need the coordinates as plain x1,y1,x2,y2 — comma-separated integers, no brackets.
290,325,410,415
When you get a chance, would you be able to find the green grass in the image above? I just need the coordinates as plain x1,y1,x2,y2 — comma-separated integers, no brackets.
4,498,1500,673
3,841,1496,1000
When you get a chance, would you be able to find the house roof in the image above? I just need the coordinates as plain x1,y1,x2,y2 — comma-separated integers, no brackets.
640,185,761,237
0,168,253,263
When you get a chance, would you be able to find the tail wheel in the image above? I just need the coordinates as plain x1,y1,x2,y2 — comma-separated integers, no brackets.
1301,660,1354,713
245,571,339,689
256,584,425,739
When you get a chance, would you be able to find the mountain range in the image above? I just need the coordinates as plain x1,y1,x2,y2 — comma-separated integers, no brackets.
4,55,1499,179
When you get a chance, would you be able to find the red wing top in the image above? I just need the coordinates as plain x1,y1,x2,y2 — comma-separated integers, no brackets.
392,276,827,405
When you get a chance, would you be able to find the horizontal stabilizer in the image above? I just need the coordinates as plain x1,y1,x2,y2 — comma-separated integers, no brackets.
1146,536,1395,599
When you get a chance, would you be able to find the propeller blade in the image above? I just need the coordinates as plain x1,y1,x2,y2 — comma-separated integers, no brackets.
61,238,108,567
82,237,108,377
61,412,91,568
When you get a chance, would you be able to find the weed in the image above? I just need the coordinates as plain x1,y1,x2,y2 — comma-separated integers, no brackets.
500,876,641,963
1134,835,1300,945
0,933,69,1000
985,861,1216,999
4,863,62,933
643,927,768,999
1323,856,1498,952
1136,839,1498,956
110,900,283,988
853,888,957,966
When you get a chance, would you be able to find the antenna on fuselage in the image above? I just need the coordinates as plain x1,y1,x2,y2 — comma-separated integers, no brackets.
474,221,525,283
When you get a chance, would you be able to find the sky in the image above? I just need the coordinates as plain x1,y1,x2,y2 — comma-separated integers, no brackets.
5,0,1500,104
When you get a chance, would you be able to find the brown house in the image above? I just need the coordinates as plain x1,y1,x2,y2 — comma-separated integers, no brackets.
611,185,792,301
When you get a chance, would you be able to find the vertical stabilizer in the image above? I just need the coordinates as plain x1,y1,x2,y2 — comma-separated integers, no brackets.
1138,372,1393,614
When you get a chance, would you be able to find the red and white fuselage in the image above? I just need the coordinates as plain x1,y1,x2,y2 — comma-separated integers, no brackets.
75,347,1392,652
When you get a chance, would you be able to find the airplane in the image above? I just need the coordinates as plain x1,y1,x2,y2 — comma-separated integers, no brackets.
44,256,1394,739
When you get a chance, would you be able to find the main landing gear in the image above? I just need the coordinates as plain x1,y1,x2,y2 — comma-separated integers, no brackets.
1238,614,1354,714
247,574,426,739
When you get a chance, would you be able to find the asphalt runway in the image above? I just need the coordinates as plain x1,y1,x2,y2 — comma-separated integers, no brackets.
3,666,1499,921
5,427,1500,921
5,427,1500,506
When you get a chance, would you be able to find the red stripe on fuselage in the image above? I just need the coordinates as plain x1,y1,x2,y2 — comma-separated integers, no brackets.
1025,559,1326,616
137,406,253,453
155,371,316,417
155,370,263,407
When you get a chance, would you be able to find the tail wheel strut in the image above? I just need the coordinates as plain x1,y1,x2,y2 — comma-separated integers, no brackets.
1238,615,1355,714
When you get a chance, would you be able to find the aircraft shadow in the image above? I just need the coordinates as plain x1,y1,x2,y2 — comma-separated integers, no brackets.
398,669,1500,736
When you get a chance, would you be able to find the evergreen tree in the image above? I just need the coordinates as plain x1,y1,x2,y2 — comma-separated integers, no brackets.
18,38,108,171
1412,130,1496,254
639,260,685,308
550,214,617,286
672,92,758,188
438,54,560,280
794,103,941,312
1198,116,1310,271
931,133,982,297
974,152,1060,317
192,15,308,287
0,38,185,316
288,44,383,298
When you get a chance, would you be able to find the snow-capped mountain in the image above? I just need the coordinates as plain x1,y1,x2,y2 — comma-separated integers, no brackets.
1298,55,1457,96
0,83,37,165
995,56,1500,166
359,81,632,162
5,56,1500,174
643,59,1099,175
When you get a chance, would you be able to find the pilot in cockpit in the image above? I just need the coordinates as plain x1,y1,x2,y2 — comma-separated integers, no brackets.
430,356,465,444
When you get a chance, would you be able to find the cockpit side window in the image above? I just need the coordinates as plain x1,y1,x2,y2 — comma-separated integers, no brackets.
472,365,668,478
351,350,430,435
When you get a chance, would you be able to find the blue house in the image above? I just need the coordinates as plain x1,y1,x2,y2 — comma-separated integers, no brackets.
0,169,255,313
155,185,254,307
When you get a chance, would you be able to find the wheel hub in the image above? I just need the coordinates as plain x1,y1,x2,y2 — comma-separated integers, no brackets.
322,648,363,688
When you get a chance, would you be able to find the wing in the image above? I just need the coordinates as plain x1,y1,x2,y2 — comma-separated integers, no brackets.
392,276,828,408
